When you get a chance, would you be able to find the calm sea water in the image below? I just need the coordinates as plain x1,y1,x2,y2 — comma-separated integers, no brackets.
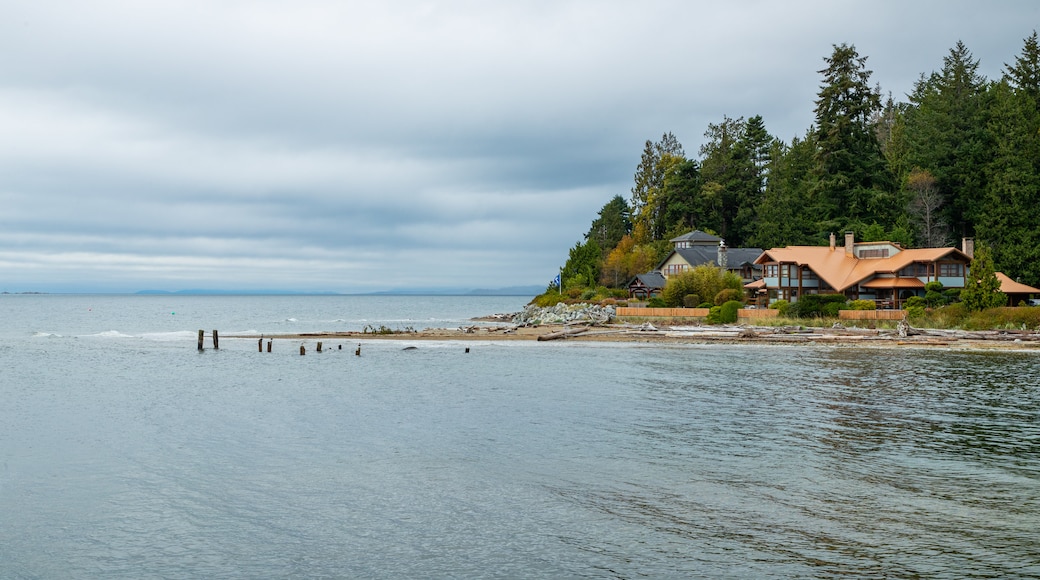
1,294,1038,578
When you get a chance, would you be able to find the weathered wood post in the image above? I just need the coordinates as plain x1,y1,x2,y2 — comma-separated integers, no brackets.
317,341,322,353
300,344,306,356
258,337,263,352
198,330,204,351
355,343,361,356
267,340,272,353
212,330,219,350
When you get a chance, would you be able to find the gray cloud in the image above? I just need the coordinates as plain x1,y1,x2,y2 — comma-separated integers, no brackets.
1,0,1036,292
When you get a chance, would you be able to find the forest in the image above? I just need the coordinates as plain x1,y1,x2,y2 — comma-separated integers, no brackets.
559,32,1040,295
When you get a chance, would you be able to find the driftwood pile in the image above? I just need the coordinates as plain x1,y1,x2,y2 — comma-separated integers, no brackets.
533,321,1040,345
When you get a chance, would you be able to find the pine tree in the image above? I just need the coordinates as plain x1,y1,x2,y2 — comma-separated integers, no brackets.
978,32,1040,287
586,195,632,257
960,243,1007,311
811,44,895,231
896,41,991,237
630,133,686,241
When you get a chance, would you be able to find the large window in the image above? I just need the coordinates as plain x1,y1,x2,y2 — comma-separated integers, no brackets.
899,263,930,277
765,264,778,277
939,263,964,277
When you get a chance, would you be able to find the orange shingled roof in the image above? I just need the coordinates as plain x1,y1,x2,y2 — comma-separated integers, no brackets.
755,243,969,292
996,272,1040,295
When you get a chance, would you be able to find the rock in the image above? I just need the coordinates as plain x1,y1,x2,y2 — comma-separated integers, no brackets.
512,303,616,326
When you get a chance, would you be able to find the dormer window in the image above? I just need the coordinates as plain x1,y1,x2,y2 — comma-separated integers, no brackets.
858,248,890,259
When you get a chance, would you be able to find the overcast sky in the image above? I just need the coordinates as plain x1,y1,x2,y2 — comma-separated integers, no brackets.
1,1,1036,293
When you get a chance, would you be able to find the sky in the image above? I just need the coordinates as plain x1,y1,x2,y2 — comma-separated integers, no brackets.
1,1,1037,293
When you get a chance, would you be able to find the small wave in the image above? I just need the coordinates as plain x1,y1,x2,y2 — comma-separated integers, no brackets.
32,332,63,339
285,318,298,323
139,331,200,342
87,330,137,339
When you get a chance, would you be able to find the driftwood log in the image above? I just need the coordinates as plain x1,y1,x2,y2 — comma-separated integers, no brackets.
537,326,591,341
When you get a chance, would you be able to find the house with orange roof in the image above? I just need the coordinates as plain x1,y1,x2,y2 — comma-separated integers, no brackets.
752,232,1040,309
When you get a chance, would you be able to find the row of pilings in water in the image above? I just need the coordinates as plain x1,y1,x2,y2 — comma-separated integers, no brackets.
197,330,361,356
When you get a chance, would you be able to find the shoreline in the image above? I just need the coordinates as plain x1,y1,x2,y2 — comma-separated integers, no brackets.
226,323,1040,351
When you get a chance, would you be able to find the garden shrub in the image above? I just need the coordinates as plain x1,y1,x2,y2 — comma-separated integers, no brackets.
683,294,701,308
719,300,742,323
714,288,743,305
789,294,847,318
770,299,791,317
904,296,926,309
647,296,666,308
706,305,723,324
845,299,876,310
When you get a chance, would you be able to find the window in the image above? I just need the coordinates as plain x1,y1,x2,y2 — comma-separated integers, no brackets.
939,263,964,277
899,263,929,277
859,249,890,259
765,264,778,277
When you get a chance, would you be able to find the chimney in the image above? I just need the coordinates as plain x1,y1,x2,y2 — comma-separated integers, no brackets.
829,232,836,251
962,237,975,259
718,239,728,269
845,231,855,257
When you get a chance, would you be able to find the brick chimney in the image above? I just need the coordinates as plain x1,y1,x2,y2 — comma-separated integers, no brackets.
845,231,855,257
717,240,728,269
962,237,975,259
829,232,836,251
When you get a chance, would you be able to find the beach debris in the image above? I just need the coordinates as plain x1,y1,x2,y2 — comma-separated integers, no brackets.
537,326,592,341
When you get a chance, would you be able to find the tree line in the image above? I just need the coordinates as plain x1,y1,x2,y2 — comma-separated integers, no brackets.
561,32,1040,293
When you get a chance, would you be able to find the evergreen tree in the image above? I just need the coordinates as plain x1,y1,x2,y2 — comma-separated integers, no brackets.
586,195,632,257
977,33,1040,287
697,116,747,243
896,41,991,237
659,158,702,234
561,238,601,291
960,242,1007,311
630,133,686,241
749,132,818,248
811,43,896,231
731,115,773,246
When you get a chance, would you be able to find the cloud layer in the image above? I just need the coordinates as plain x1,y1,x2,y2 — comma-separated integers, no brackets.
1,0,1036,292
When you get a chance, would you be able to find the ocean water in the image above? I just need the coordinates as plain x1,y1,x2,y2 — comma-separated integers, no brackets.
1,294,1038,578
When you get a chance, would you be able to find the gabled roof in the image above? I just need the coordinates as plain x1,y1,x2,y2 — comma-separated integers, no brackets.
755,244,970,292
996,272,1040,295
660,247,764,270
670,230,721,245
628,271,666,289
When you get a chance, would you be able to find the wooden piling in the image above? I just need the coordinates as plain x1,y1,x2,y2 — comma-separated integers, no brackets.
317,341,322,353
212,330,219,350
355,344,361,356
198,330,204,351
300,344,306,356
258,337,263,352
267,340,272,353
